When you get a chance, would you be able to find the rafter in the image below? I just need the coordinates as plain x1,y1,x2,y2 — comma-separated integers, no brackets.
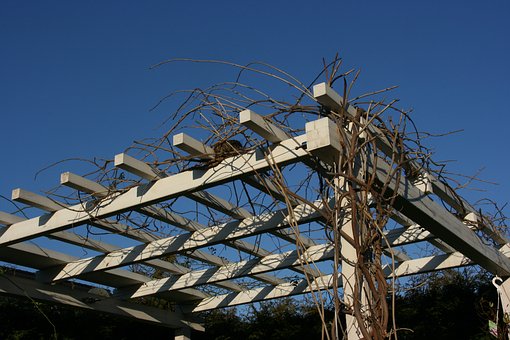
37,200,324,282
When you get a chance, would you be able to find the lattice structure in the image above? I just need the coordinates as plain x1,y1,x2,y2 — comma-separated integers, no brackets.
1,81,509,339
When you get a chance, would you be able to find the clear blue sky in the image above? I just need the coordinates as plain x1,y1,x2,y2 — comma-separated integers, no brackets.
1,1,509,218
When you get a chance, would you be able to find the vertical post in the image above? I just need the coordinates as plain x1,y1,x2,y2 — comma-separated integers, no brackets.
306,116,380,338
175,327,191,340
497,278,510,339
337,174,368,339
339,206,363,338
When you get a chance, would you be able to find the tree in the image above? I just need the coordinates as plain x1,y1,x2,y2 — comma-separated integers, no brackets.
393,269,497,339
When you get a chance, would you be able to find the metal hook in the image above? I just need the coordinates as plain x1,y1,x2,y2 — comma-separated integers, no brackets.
493,276,503,290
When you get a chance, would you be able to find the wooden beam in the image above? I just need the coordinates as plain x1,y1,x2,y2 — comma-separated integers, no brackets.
0,211,25,225
115,153,166,181
173,133,214,158
188,273,336,312
313,82,508,245
306,115,510,276
170,133,319,260
239,109,289,143
12,188,63,212
0,237,208,301
384,251,471,278
116,243,334,299
187,190,252,220
173,132,300,205
62,173,283,287
0,233,207,299
9,189,242,291
61,172,109,198
37,200,324,282
188,242,508,312
12,188,157,242
0,271,203,331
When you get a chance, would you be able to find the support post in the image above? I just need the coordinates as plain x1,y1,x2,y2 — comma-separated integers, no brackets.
175,327,191,340
497,278,510,339
340,208,364,339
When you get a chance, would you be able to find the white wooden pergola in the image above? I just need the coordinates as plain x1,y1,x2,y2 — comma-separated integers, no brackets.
1,83,509,339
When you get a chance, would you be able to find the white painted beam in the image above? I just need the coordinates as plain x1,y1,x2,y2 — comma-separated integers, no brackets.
175,327,192,340
0,234,206,297
239,109,289,143
188,242,510,312
0,211,25,225
0,213,225,291
187,190,252,220
173,132,299,206
117,243,334,299
379,160,510,276
0,271,203,331
12,188,63,212
411,172,433,195
11,188,158,243
171,133,312,249
305,114,510,275
305,117,342,164
170,133,319,263
385,225,431,245
173,133,214,158
61,172,109,198
313,83,347,112
384,251,471,278
383,248,410,262
242,175,300,206
61,172,283,287
187,192,315,248
9,189,239,290
114,153,162,181
37,200,323,282
385,213,455,253
313,82,507,245
188,273,336,312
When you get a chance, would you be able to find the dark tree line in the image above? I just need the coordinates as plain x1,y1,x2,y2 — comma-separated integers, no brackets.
197,271,500,339
0,269,502,339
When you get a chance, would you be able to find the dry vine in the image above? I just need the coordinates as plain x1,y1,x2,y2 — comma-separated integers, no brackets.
14,56,506,339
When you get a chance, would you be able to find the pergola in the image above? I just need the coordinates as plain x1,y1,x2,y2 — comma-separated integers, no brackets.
1,82,509,339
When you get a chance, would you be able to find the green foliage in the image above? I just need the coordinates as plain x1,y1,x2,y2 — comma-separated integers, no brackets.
195,299,333,340
393,269,497,339
0,269,502,339
0,296,173,339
